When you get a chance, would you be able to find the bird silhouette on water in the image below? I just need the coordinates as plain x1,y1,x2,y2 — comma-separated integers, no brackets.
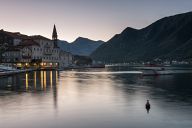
145,100,151,114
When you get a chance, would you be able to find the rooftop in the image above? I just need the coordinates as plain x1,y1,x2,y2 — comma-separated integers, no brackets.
0,29,29,39
30,35,51,41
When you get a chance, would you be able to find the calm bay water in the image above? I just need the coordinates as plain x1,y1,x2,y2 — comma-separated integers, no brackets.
0,67,192,128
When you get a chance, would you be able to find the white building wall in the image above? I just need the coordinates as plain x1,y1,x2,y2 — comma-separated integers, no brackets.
59,50,73,68
31,46,42,60
32,39,61,65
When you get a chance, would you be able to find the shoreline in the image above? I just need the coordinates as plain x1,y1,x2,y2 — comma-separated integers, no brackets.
0,69,36,77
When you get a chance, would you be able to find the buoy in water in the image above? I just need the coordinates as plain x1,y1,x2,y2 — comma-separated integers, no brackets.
145,100,151,113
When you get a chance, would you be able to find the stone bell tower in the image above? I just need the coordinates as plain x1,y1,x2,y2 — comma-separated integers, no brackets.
52,24,58,47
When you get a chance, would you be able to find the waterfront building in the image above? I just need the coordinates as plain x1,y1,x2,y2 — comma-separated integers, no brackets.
59,50,73,67
29,35,60,69
0,25,73,69
1,47,21,63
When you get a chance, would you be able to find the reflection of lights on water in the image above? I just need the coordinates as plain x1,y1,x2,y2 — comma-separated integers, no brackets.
26,73,29,91
50,71,53,89
44,71,47,90
34,71,37,89
41,71,44,89
31,71,58,91
56,71,58,84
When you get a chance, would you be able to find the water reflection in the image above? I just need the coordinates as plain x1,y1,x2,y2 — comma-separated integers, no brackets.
0,71,58,92
0,69,192,128
41,71,44,89
34,71,37,89
25,73,29,91
50,71,53,88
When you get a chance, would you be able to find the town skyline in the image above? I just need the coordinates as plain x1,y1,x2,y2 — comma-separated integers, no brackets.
0,0,192,42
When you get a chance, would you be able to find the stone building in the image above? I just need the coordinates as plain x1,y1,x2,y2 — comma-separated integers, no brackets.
0,25,73,69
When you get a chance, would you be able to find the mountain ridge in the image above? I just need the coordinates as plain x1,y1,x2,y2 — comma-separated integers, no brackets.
58,37,104,56
91,11,192,63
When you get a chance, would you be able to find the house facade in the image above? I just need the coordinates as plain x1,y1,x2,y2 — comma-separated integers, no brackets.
0,25,73,69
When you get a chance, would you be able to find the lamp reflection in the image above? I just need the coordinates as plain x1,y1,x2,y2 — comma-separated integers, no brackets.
53,71,58,109
25,73,29,91
44,71,47,90
41,71,44,89
56,71,58,85
50,71,53,89
24,71,58,109
34,71,37,89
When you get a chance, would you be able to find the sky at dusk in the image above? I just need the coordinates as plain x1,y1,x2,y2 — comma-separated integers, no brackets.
0,0,192,42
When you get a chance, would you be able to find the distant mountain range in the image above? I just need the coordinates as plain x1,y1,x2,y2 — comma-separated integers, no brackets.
58,37,104,56
91,12,192,63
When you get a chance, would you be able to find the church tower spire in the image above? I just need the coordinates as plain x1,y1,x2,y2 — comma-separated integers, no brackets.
52,24,58,47
52,24,57,40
